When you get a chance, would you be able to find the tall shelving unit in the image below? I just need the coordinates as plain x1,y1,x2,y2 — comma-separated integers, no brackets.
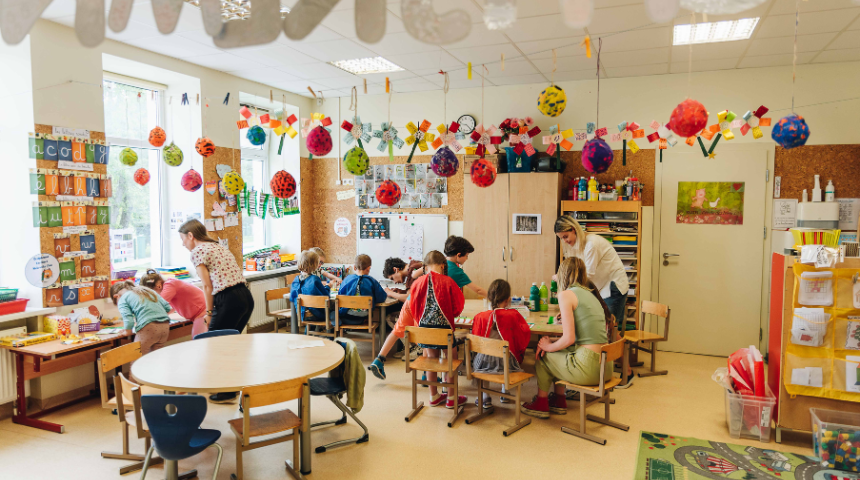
559,201,642,332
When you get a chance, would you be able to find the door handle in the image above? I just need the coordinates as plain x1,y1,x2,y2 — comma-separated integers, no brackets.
662,252,679,266
502,247,506,261
510,246,515,261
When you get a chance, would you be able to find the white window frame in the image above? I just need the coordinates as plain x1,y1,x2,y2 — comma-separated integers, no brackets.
240,103,274,254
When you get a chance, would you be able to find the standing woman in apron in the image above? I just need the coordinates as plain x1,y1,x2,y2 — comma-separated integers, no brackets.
408,250,466,409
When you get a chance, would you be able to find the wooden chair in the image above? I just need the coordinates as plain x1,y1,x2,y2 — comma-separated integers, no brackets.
228,378,308,480
335,295,378,356
464,335,534,437
97,342,160,474
624,301,670,378
113,372,164,473
265,287,292,333
556,338,630,445
297,295,337,339
403,326,465,427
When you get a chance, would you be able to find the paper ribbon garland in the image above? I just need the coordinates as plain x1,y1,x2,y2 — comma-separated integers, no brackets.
341,116,372,150
509,125,541,156
541,125,574,169
404,119,435,163
740,105,771,139
372,122,404,161
471,124,502,157
432,121,463,152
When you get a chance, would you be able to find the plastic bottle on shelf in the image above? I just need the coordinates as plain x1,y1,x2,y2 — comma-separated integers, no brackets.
578,177,587,201
550,280,558,304
529,283,540,312
588,176,598,201
825,180,835,202
812,174,822,202
539,282,549,311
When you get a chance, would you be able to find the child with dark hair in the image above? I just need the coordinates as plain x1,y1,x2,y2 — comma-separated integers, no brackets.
337,254,388,325
381,257,424,302
443,235,487,297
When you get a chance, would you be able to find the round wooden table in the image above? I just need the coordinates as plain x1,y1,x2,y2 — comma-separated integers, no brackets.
131,334,344,476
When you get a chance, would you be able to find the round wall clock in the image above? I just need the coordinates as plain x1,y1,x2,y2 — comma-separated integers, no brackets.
457,114,477,134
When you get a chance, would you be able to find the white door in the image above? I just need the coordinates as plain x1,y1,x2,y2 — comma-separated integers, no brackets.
658,146,768,356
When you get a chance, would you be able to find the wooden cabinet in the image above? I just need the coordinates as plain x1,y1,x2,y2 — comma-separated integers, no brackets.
464,172,562,299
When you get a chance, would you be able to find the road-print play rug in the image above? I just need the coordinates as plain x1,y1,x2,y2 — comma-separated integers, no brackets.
635,432,857,480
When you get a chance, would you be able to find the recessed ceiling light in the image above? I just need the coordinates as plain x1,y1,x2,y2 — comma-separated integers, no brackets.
329,57,405,75
673,18,759,45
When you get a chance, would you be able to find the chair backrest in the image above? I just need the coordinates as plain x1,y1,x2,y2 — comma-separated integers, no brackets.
98,342,142,407
140,394,208,461
114,373,147,438
336,295,373,311
298,295,329,309
193,329,240,340
593,338,627,398
404,326,455,374
465,334,515,388
640,300,671,340
265,287,292,316
238,378,308,447
285,273,299,287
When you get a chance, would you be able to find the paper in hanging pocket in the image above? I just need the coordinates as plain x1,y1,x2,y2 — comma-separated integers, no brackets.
799,271,834,306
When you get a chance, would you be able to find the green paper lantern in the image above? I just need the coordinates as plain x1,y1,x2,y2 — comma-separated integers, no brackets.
342,146,369,176
120,147,138,166
163,142,183,166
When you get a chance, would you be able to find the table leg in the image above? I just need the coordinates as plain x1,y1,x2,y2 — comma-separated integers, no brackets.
621,340,630,387
378,305,387,356
12,353,65,434
299,383,311,474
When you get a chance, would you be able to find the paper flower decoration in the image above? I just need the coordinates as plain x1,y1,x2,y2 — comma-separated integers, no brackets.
582,138,613,173
301,113,333,158
470,158,497,188
470,124,502,157
669,99,709,138
273,113,298,139
223,171,245,195
133,168,150,185
431,147,459,177
542,125,575,156
375,180,402,207
120,147,138,166
270,170,296,199
716,110,738,141
246,125,266,146
509,125,542,157
741,106,772,140
431,122,463,153
163,142,183,166
646,120,676,149
195,137,216,157
771,114,810,149
341,116,372,149
404,119,435,163
148,126,166,147
372,122,404,161
343,147,370,176
537,85,567,117
181,169,202,192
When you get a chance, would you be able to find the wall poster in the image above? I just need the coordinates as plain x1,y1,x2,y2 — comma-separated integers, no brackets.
359,217,389,240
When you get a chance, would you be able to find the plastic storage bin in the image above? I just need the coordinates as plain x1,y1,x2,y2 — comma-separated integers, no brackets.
0,288,18,303
811,408,860,471
0,298,29,316
724,385,776,443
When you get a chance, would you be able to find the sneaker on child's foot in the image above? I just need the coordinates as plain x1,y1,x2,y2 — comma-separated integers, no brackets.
474,396,493,409
429,393,447,407
499,396,512,404
368,358,386,380
392,349,405,359
209,392,239,404
421,372,428,387
520,396,550,419
446,396,467,409
565,389,580,401
548,392,567,415
615,373,635,389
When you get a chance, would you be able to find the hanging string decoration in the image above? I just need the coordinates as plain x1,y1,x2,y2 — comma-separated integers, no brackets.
537,85,567,117
372,122,404,162
582,138,614,174
341,116,372,150
195,137,216,157
772,114,810,149
181,169,202,192
430,147,459,177
741,106,772,139
120,147,138,166
246,125,267,146
133,168,150,185
668,99,709,137
470,158,497,188
301,113,333,159
613,121,643,165
163,142,183,166
470,124,502,157
343,146,370,176
404,120,435,163
148,126,166,147
270,170,297,199
375,179,402,207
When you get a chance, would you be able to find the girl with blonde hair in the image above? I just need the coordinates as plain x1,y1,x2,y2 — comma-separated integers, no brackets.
110,281,171,355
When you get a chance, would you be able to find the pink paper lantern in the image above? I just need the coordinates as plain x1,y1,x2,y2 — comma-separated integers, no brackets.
306,126,332,156
581,138,613,174
181,169,202,192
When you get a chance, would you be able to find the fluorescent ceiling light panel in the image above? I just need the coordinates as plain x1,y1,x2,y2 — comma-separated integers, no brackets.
329,57,405,75
673,18,759,45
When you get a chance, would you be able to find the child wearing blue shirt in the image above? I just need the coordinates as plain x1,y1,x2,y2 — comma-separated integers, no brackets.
338,254,388,325
290,250,332,327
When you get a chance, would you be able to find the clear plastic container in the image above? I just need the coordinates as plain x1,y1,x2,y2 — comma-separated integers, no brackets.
811,408,860,471
724,385,776,443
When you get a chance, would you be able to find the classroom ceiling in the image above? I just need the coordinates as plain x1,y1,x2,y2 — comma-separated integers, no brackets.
42,0,860,98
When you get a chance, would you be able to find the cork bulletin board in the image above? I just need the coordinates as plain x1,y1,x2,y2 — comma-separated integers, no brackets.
558,150,656,207
201,146,243,265
775,145,860,201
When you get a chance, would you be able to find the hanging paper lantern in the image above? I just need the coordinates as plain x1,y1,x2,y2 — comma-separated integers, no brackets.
343,147,370,176
669,99,709,137
581,138,614,173
163,142,183,166
470,158,497,188
771,114,810,149
431,147,459,177
246,125,267,146
181,169,202,192
307,126,333,156
270,170,297,199
223,171,245,195
120,147,138,166
537,85,567,117
375,180,402,207
195,137,216,157
148,126,166,147
133,168,150,185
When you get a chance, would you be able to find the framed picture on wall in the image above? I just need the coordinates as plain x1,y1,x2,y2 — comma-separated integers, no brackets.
512,214,541,235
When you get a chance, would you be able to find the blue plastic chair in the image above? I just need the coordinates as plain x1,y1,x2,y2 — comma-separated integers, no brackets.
193,329,240,340
139,395,223,480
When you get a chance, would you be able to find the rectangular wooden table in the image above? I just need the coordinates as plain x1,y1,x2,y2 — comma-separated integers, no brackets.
455,299,564,336
0,314,192,433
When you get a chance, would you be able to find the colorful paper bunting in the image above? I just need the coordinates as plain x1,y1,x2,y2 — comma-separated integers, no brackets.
741,105,771,140
432,122,463,152
509,125,541,157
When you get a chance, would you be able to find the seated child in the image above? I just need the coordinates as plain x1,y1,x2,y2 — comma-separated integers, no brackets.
444,236,488,297
470,279,531,407
140,269,208,337
290,250,332,330
382,257,424,303
310,247,341,285
110,281,172,355
338,254,388,325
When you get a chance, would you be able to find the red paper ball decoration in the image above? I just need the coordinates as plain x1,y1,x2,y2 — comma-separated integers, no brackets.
771,114,810,149
148,126,166,147
430,147,459,177
306,126,333,157
195,137,216,157
375,180,402,207
582,138,614,174
270,170,297,199
470,158,497,188
181,169,202,192
133,168,150,186
669,99,709,137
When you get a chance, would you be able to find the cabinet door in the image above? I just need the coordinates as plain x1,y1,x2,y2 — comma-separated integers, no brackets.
464,173,509,299
507,173,560,297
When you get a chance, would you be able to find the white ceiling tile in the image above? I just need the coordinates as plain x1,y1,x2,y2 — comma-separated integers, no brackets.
516,0,560,18
737,52,815,68
382,51,463,71
669,57,739,73
290,38,376,62
605,63,668,77
483,59,539,77
227,67,301,84
552,69,601,81
41,0,79,19
504,15,585,42
359,70,416,83
589,4,657,35
530,55,596,72
312,76,366,89
176,28,219,48
599,27,672,53
756,10,860,38
813,47,860,62
675,4,771,24
412,67,456,76
184,52,266,71
356,32,442,56
600,47,670,67
48,15,77,28
746,33,837,56
670,40,750,61
849,17,860,30
276,25,344,45
441,24,510,49
123,35,221,58
826,29,860,49
129,1,206,34
515,37,586,58
430,0,486,24
489,73,548,85
445,44,521,64
275,62,356,80
321,9,405,39
421,74,486,89
769,0,860,16
392,80,441,93
105,20,163,42
595,0,647,8
228,45,320,67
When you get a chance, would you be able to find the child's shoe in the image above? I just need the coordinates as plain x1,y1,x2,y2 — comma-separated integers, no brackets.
368,356,386,380
520,395,550,419
446,396,467,409
429,393,447,407
548,392,567,415
474,394,492,409
421,372,428,387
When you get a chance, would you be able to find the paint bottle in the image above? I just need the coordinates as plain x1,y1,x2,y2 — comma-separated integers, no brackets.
802,189,808,203
550,280,558,305
825,180,835,202
812,174,822,202
539,282,549,311
588,176,598,201
578,177,587,201
529,283,540,312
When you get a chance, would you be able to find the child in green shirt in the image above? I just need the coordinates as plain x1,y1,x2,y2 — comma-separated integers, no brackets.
444,236,487,297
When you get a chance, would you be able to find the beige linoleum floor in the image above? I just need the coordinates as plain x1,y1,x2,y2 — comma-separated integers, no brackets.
0,346,814,480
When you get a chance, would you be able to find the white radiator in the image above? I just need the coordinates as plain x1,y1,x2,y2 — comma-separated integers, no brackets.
247,277,287,329
0,326,26,404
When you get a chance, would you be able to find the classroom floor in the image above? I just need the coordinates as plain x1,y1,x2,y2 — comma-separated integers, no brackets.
0,345,814,480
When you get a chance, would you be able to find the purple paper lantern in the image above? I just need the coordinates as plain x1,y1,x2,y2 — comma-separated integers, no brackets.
582,138,614,174
430,146,459,177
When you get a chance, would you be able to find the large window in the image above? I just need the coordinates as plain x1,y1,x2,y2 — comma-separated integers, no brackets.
102,78,164,273
239,103,271,254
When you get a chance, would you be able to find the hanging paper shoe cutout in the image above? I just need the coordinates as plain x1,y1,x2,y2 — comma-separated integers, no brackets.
404,120,436,163
470,124,503,157
644,0,680,23
509,125,542,157
772,114,810,149
401,0,472,45
431,122,463,152
341,116,372,149
372,122,405,161
740,106,772,139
